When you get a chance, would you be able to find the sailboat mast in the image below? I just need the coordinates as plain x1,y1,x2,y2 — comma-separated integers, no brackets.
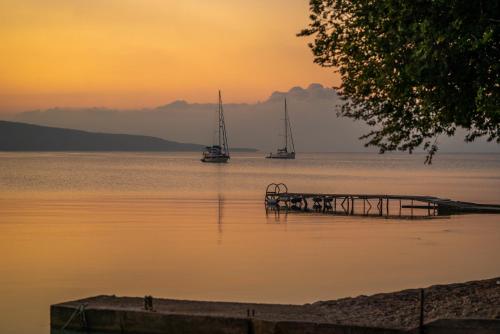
284,98,288,150
218,90,229,155
218,90,222,148
289,110,295,153
286,98,295,153
222,111,229,155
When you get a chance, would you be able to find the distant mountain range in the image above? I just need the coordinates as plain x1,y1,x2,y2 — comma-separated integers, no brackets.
2,84,498,153
0,121,255,152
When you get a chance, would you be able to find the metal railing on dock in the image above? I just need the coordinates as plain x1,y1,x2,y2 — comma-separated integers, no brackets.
265,183,500,218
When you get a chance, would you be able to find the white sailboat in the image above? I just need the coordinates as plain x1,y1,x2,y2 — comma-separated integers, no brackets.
201,91,230,163
266,98,295,159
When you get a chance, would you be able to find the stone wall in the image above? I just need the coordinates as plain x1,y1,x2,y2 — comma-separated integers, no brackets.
51,305,403,334
51,304,500,334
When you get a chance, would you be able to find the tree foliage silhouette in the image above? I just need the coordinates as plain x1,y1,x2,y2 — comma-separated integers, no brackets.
299,0,500,162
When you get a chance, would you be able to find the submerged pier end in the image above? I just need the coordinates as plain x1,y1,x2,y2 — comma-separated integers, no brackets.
51,278,500,334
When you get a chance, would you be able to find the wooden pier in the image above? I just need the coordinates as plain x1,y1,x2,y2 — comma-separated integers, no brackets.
265,183,500,217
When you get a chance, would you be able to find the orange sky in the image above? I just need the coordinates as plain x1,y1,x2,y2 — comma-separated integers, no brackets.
0,0,339,112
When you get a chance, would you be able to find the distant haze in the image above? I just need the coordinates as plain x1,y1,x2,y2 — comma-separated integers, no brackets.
3,84,498,153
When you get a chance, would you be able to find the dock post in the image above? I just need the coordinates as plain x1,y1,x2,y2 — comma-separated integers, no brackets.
351,197,355,215
411,200,414,217
144,296,154,311
399,199,402,216
386,197,389,217
334,197,337,214
419,289,424,333
363,198,366,215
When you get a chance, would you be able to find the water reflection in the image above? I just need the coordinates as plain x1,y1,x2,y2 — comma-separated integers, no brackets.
217,194,224,243
265,204,288,224
0,152,499,334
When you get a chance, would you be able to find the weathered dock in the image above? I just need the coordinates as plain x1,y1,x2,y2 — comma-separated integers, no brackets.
265,183,500,217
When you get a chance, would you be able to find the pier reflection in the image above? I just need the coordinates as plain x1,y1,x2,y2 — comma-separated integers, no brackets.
265,204,288,224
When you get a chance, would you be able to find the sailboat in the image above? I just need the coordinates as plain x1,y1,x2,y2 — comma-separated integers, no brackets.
201,91,230,163
266,98,295,159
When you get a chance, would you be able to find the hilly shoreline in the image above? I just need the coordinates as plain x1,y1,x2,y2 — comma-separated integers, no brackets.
0,121,256,152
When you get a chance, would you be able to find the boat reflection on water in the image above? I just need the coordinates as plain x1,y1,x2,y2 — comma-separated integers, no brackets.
217,194,224,243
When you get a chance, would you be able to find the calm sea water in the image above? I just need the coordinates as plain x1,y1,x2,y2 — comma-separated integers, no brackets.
0,152,499,334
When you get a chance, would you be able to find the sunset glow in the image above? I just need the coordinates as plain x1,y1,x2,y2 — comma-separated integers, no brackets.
0,0,338,111
0,2,498,333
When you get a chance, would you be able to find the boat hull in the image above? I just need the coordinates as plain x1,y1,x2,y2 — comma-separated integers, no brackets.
266,152,295,159
201,155,230,163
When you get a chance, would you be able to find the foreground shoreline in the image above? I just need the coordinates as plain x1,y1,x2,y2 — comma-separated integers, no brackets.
52,277,500,333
